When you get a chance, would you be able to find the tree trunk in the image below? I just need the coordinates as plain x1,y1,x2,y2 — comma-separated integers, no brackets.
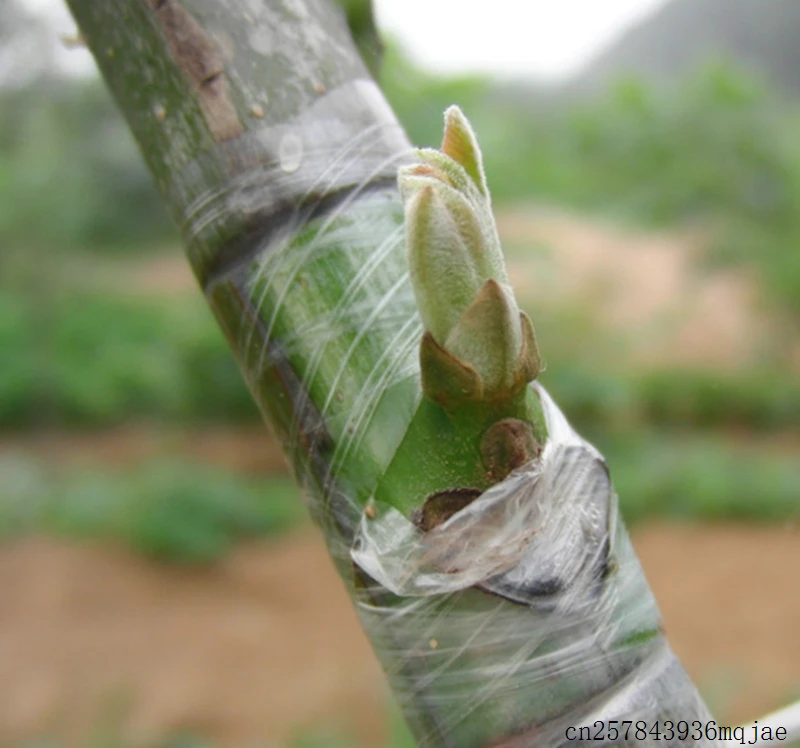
65,1,718,745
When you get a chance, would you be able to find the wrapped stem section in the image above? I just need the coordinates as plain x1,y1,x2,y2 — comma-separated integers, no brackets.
67,0,717,745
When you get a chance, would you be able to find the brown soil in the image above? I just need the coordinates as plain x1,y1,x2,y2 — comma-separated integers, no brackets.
498,206,772,370
635,523,800,721
1,525,798,747
114,255,199,297
0,532,385,748
0,425,288,476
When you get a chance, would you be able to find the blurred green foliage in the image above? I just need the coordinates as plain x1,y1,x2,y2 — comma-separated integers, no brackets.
2,419,798,560
540,363,800,434
2,281,798,557
1,45,798,559
4,291,799,435
0,455,302,563
604,432,800,524
0,291,258,428
0,81,173,250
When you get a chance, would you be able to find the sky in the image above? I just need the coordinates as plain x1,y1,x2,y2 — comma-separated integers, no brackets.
374,0,668,81
25,0,667,82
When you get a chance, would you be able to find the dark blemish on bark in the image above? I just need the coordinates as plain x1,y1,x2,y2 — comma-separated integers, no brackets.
148,0,243,142
200,70,223,88
196,75,243,142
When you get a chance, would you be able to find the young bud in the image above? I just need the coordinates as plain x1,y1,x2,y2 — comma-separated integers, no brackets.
400,106,541,405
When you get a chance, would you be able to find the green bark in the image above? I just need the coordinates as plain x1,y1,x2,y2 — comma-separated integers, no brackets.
67,0,412,526
66,1,717,745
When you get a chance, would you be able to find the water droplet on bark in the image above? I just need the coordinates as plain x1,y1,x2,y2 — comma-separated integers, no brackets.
279,132,303,174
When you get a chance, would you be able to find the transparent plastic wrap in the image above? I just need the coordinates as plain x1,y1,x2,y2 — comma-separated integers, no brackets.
188,81,718,747
350,385,715,746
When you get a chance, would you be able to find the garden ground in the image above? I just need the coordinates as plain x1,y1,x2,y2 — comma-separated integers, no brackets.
1,522,798,747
